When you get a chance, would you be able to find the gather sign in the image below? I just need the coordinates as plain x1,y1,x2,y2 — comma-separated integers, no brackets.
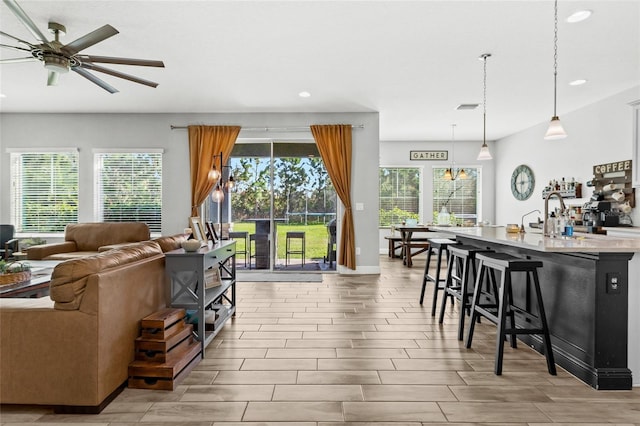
409,151,448,161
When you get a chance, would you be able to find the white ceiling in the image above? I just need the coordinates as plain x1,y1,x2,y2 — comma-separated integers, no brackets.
1,0,638,141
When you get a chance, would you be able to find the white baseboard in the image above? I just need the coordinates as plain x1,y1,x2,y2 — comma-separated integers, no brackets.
336,265,381,275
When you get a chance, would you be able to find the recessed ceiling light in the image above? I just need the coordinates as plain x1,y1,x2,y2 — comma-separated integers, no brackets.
298,91,311,98
456,104,479,110
569,79,588,86
566,10,592,23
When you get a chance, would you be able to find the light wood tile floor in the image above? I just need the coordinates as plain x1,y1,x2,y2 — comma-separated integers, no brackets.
3,255,640,425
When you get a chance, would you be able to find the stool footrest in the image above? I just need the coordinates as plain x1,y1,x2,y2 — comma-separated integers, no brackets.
425,274,446,283
503,328,546,335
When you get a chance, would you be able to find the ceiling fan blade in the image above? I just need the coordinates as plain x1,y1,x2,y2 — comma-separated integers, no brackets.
0,30,36,47
0,56,35,63
81,63,159,88
2,0,49,43
63,25,119,55
0,42,31,53
72,67,118,93
47,70,59,86
79,55,164,68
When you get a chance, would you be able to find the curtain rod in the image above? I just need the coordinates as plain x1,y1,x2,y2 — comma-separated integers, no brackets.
170,124,364,131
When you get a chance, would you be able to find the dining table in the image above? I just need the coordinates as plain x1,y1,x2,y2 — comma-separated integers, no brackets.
394,224,437,267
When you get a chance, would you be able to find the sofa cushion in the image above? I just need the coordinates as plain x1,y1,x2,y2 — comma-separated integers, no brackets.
46,251,101,260
49,241,163,310
98,242,139,252
65,222,150,252
153,234,189,253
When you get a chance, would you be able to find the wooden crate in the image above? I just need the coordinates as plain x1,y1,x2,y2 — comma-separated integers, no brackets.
128,308,201,390
140,307,187,340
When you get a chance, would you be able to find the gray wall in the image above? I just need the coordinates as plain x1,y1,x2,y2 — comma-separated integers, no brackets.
492,85,640,385
0,112,381,274
377,139,496,252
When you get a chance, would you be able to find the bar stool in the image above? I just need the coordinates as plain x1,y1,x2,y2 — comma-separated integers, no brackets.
419,238,457,315
438,244,493,341
285,231,306,266
228,231,249,266
249,234,269,269
466,252,556,376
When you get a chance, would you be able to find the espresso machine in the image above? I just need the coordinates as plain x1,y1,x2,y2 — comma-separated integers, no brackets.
582,201,619,228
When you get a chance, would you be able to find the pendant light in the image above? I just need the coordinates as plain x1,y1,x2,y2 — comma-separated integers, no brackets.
544,0,568,140
446,124,467,180
477,53,493,160
209,152,235,203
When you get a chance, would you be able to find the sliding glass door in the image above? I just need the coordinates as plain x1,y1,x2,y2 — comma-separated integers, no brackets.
207,140,336,272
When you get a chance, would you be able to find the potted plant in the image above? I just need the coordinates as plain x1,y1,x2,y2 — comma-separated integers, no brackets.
0,260,32,285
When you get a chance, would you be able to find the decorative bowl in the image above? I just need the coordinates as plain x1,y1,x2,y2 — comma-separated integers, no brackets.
506,224,520,233
181,240,203,252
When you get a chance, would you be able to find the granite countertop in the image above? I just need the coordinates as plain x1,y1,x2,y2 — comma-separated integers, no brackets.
429,225,640,253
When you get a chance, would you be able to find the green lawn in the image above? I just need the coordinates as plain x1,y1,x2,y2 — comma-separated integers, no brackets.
231,222,331,260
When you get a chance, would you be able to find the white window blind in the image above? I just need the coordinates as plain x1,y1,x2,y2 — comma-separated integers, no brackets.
94,151,162,233
9,151,79,233
379,167,421,227
433,167,480,225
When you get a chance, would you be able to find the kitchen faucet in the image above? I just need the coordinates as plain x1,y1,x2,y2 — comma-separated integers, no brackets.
544,191,567,237
520,209,541,233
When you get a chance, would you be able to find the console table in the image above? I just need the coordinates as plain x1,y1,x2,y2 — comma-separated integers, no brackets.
164,240,236,355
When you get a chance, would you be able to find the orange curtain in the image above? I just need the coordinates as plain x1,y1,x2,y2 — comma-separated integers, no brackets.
188,125,241,216
310,124,356,270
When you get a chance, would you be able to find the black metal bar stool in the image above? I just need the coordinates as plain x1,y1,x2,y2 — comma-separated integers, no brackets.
466,252,556,376
228,231,249,267
285,231,306,266
419,238,457,315
438,244,493,340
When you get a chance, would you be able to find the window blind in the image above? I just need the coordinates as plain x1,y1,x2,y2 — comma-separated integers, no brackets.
10,151,79,232
94,151,162,233
379,167,421,227
433,167,479,225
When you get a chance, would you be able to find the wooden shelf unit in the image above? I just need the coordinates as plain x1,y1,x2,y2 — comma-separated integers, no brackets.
164,240,236,356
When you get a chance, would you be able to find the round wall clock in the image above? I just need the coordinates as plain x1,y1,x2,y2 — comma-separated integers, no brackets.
511,164,535,201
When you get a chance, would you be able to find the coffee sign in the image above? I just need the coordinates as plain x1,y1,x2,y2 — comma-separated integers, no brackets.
593,160,632,175
410,150,448,161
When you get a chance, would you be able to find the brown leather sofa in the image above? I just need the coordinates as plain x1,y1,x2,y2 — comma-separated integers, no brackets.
0,234,187,413
26,222,151,260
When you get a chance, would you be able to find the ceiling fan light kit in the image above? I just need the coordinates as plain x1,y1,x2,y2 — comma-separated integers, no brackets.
0,0,164,93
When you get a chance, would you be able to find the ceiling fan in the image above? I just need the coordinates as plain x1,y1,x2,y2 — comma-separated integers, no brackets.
0,0,164,93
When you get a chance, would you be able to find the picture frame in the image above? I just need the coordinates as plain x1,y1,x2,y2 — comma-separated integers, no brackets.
204,267,222,288
189,216,207,241
205,221,218,242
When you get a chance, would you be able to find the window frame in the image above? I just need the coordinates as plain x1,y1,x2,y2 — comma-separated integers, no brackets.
432,165,482,225
8,147,79,234
378,165,423,228
93,148,164,233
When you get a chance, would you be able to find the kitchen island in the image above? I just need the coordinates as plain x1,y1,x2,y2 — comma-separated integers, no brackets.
430,225,640,390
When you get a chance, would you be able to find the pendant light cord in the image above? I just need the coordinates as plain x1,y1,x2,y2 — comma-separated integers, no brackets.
483,55,487,145
553,0,559,117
